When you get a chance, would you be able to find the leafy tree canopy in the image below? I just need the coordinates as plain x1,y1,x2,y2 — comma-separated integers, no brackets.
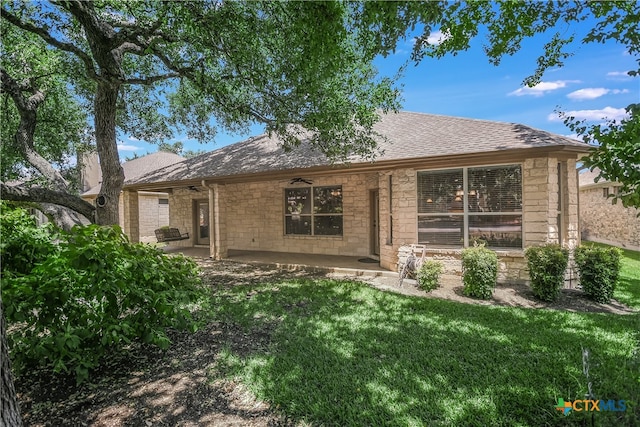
3,1,401,161
0,24,89,185
357,0,639,207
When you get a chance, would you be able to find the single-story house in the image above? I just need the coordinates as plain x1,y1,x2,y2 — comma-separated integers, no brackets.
81,151,185,241
122,111,589,284
579,168,640,251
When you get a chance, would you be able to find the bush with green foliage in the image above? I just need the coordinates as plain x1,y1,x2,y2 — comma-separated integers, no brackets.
574,246,622,303
1,219,208,382
417,260,444,292
525,244,569,302
0,203,57,275
461,245,498,299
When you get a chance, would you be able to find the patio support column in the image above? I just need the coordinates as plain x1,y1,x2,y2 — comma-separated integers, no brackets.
122,190,140,243
207,184,215,259
203,183,227,260
213,183,227,259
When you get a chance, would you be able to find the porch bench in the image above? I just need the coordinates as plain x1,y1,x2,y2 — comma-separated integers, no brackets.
155,228,189,243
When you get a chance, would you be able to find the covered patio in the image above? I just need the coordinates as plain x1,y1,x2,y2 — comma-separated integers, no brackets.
161,247,396,278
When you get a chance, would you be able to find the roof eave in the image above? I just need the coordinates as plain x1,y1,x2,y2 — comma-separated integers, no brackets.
124,144,589,192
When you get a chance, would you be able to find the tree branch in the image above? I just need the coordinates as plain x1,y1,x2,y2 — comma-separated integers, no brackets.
123,73,181,85
0,7,100,81
1,182,96,223
0,68,69,190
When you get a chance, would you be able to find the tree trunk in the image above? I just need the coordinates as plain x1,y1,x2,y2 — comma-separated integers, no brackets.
1,301,23,427
94,82,124,226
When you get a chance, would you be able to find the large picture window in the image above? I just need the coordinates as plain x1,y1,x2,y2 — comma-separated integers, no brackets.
417,165,522,249
285,186,343,236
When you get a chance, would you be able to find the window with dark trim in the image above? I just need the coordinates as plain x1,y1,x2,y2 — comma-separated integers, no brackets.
417,165,522,249
285,186,343,236
158,198,169,205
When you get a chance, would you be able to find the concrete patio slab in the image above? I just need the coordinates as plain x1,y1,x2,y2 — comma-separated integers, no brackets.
160,246,397,278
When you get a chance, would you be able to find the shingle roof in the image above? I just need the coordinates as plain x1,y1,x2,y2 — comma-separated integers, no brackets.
129,111,588,186
579,167,614,187
82,151,185,196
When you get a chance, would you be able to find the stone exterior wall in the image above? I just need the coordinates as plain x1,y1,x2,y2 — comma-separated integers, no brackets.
166,173,379,257
138,152,583,284
138,193,169,238
580,185,640,250
166,188,202,248
396,245,528,286
121,191,170,242
379,156,581,284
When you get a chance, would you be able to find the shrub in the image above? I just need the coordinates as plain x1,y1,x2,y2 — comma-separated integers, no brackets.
461,245,498,299
574,245,622,303
525,244,569,302
417,260,444,292
2,224,208,382
0,203,57,275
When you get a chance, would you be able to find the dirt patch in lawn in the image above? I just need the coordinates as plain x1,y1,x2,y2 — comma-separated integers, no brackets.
15,260,635,427
15,262,321,427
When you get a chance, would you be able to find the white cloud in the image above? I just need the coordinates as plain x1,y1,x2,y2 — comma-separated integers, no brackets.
414,30,450,48
606,71,633,79
567,88,629,100
508,80,579,97
547,106,628,122
426,30,449,46
567,88,609,100
117,143,142,151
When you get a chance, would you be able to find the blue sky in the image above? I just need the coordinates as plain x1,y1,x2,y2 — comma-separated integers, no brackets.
117,18,638,157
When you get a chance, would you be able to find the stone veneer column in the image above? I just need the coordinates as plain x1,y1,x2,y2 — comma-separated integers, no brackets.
562,158,580,249
206,183,228,259
122,190,140,243
523,157,558,246
378,169,416,271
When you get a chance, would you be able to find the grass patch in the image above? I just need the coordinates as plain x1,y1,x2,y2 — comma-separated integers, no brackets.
209,271,639,426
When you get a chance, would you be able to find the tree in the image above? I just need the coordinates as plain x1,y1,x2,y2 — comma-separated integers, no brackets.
562,103,640,209
1,298,22,427
422,1,640,208
2,1,401,225
157,141,205,159
1,3,402,422
357,0,640,207
0,24,95,227
3,2,637,422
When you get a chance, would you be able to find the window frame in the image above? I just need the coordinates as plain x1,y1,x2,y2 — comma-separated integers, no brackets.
416,163,523,249
284,185,343,236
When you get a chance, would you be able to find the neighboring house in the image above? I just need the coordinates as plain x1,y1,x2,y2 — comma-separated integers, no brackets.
123,111,589,283
81,151,185,241
579,168,640,251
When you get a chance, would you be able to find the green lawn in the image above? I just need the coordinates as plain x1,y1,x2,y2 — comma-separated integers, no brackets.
209,250,640,426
